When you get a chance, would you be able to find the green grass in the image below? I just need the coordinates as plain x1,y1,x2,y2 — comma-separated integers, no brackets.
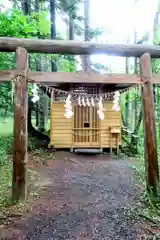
0,117,13,136
0,162,12,206
0,117,13,205
131,145,160,226
0,117,13,164
0,116,50,206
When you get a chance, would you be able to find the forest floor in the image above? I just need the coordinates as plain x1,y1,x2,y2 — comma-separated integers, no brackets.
0,151,159,240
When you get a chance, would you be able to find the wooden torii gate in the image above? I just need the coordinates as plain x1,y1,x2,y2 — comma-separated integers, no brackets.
0,37,159,200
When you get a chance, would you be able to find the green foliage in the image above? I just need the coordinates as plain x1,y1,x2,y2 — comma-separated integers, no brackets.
154,25,160,44
92,63,109,73
0,83,13,117
152,14,160,74
0,7,79,117
88,28,103,40
0,119,13,209
57,0,81,16
0,9,41,117
0,9,37,38
152,59,160,73
57,55,76,72
0,162,12,206
31,11,50,36
0,117,13,166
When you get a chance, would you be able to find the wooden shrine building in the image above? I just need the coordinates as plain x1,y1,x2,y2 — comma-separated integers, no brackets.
50,83,122,153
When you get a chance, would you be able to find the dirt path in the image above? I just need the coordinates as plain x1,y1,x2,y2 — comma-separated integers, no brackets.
0,153,148,239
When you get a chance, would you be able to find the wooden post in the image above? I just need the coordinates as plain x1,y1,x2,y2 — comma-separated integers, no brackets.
12,47,28,201
140,53,159,196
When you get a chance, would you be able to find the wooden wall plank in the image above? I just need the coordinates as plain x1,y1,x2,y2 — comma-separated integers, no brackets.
101,102,121,148
50,101,121,149
50,102,72,147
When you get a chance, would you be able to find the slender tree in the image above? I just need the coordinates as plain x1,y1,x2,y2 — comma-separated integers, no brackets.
83,0,91,71
50,0,57,72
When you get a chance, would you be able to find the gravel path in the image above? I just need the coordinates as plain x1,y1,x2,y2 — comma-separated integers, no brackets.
1,153,147,240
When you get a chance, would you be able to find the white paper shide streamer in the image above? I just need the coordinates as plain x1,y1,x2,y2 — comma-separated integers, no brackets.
64,94,73,118
31,83,39,103
82,97,86,107
78,96,81,106
97,96,105,120
91,97,95,107
30,84,122,119
112,91,120,111
87,97,90,107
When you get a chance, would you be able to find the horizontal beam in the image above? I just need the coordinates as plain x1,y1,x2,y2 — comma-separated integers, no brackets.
29,72,141,84
1,70,160,84
0,70,13,81
1,37,160,57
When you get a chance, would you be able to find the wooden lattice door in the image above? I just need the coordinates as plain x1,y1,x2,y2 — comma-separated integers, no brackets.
73,105,100,147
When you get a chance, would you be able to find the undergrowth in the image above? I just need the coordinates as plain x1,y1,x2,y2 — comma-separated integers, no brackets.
0,117,52,208
0,119,13,206
0,159,12,207
130,145,160,227
121,134,160,228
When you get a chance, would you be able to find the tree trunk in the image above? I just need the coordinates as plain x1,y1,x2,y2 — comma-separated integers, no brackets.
21,0,30,15
50,0,57,72
13,0,19,9
125,57,129,128
83,0,91,71
34,0,39,12
68,1,75,72
131,28,138,152
35,1,48,132
38,89,46,132
28,97,50,146
69,14,74,41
